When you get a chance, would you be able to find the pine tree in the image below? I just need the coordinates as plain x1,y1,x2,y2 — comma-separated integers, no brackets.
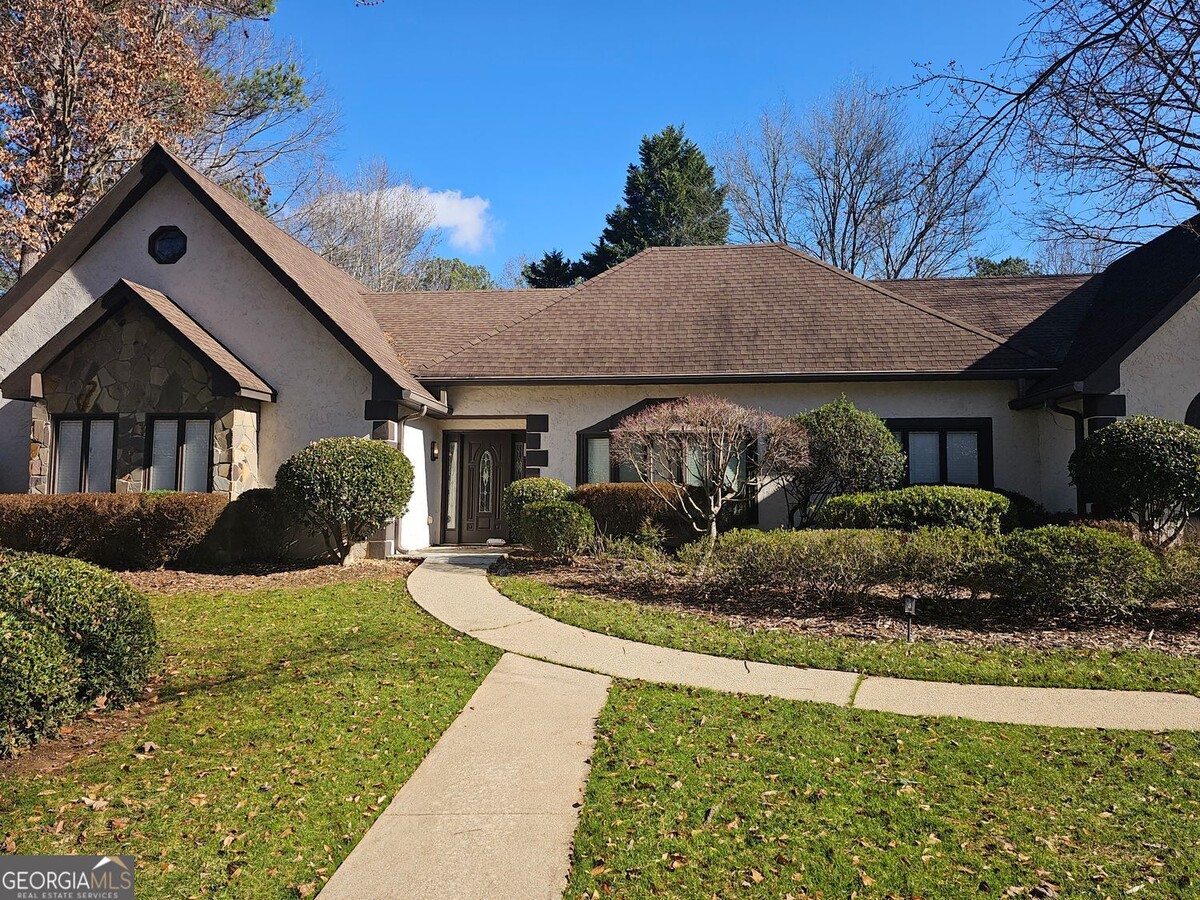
525,125,730,287
522,249,582,288
578,125,730,277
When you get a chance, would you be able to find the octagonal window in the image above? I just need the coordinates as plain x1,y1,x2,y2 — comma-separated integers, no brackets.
149,225,187,264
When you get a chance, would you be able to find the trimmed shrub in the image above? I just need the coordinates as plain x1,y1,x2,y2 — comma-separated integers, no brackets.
227,488,302,562
275,437,414,562
895,527,1000,600
818,485,1012,535
522,500,595,559
698,528,905,604
571,483,678,540
994,488,1053,530
784,398,907,525
0,553,156,704
1153,542,1200,603
995,526,1160,616
0,608,80,756
503,477,571,541
1069,416,1200,546
0,492,227,569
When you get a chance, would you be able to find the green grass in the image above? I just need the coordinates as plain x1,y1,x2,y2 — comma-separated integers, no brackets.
0,576,500,898
570,681,1200,898
494,575,1200,695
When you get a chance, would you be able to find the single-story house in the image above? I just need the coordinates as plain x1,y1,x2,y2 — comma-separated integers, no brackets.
1,144,1198,552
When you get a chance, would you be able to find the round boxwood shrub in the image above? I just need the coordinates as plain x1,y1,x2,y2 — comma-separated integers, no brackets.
1069,416,1200,546
275,437,414,562
818,485,1012,535
503,477,571,542
521,500,595,559
0,608,80,756
784,398,907,526
0,553,156,705
995,526,1160,616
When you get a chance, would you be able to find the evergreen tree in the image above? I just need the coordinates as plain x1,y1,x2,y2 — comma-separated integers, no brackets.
522,249,582,288
526,125,730,286
578,125,730,277
970,256,1041,277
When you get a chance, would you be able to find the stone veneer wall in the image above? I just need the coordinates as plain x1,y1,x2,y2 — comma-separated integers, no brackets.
28,304,260,498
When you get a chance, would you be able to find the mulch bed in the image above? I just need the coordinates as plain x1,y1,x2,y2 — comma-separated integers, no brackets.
117,558,417,595
497,552,1200,658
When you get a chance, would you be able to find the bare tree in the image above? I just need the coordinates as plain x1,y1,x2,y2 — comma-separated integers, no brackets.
179,22,340,210
498,252,532,289
287,159,438,292
720,81,993,278
915,0,1200,245
610,396,809,541
719,102,806,244
1034,232,1113,274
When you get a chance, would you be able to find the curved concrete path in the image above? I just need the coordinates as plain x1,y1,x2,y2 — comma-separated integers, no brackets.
411,549,1200,732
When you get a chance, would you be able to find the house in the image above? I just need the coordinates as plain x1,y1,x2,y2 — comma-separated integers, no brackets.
1,144,1198,551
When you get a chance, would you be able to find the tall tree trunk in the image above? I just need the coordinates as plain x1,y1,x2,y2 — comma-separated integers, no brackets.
19,244,41,275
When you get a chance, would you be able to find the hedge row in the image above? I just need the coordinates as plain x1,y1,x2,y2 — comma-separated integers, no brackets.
0,553,156,755
819,485,1013,534
683,524,1166,618
0,493,227,569
0,489,315,569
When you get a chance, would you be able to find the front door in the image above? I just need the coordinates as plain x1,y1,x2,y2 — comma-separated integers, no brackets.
456,432,513,544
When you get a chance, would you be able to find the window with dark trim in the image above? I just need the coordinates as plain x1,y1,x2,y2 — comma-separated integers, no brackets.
1187,394,1200,428
885,417,993,488
52,415,117,493
146,416,213,492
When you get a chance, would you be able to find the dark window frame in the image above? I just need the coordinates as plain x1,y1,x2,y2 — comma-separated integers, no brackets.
51,414,118,494
145,415,214,493
148,225,188,264
884,417,994,488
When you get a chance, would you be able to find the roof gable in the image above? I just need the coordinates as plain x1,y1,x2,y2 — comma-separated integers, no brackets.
413,244,1054,382
2,279,274,401
0,144,441,412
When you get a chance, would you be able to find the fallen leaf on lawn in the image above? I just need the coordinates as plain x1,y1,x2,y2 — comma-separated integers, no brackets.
860,871,876,886
750,869,764,883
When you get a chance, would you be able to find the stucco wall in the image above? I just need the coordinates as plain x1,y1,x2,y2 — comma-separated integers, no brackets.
1119,289,1200,421
0,174,376,493
399,416,438,551
441,380,1061,527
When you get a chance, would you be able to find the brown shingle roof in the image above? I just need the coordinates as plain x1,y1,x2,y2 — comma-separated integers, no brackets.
1,279,274,401
878,274,1101,364
154,146,441,408
411,245,1054,382
364,289,564,368
119,280,274,398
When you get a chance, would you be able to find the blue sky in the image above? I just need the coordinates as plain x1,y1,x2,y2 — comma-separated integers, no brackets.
272,0,1033,276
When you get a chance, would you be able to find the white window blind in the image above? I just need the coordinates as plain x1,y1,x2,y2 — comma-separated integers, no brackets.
182,420,210,492
85,419,115,491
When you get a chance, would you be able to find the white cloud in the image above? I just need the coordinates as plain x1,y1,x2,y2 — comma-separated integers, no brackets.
416,187,494,254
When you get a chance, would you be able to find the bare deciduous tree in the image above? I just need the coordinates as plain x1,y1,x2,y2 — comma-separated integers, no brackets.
916,0,1200,245
286,158,438,292
610,396,809,541
1034,232,1113,274
720,81,993,278
178,22,340,210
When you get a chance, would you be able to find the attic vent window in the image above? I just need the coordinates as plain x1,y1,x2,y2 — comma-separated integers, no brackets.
149,225,187,264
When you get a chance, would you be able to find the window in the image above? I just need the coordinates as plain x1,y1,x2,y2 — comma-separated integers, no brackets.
1187,394,1200,428
148,225,187,264
886,418,993,488
53,416,116,493
147,417,212,492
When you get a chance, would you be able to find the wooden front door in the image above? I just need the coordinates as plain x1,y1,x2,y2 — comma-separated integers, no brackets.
459,433,511,544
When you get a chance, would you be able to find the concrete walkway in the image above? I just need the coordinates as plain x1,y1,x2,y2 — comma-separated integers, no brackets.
410,549,1200,732
321,653,610,900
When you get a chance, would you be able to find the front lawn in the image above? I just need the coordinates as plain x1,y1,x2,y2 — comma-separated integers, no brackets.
570,681,1200,898
495,575,1200,695
0,573,500,898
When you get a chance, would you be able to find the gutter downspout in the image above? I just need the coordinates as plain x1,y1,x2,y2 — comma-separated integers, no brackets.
1048,400,1086,515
